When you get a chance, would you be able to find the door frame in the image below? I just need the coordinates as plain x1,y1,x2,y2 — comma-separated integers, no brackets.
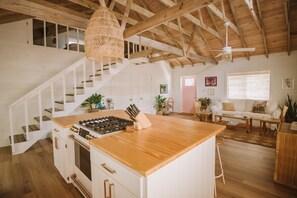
180,75,198,114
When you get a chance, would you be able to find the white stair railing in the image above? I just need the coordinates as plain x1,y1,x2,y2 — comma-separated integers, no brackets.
9,40,149,154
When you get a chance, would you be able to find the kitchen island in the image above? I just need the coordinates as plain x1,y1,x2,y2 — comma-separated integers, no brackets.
52,110,225,198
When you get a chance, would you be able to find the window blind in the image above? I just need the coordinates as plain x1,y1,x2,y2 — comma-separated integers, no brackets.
227,71,270,100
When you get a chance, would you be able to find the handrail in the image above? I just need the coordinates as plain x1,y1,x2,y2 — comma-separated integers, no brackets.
9,57,86,108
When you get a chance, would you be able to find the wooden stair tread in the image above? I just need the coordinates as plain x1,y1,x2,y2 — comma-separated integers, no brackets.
34,116,51,122
73,86,84,89
81,80,93,83
66,93,74,96
22,124,40,132
45,108,63,113
9,134,26,144
55,100,74,104
89,74,102,77
97,68,109,72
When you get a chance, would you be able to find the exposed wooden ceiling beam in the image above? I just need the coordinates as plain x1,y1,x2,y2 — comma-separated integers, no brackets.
228,0,250,60
244,0,261,30
206,8,225,45
109,0,116,10
99,0,106,7
120,0,132,31
177,18,186,56
0,0,89,29
159,0,221,39
149,54,179,63
284,0,291,55
68,0,99,10
254,0,268,58
126,36,216,64
207,4,240,35
123,0,219,38
130,48,159,59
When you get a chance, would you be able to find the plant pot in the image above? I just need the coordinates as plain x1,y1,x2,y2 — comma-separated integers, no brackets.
200,106,207,111
88,108,100,113
156,110,163,115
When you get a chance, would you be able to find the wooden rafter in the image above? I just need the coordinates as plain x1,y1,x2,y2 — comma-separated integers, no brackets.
207,3,240,35
254,0,269,58
109,0,116,10
284,0,290,55
0,0,89,29
130,49,158,59
177,18,186,56
228,0,250,60
206,7,225,45
99,0,106,7
196,28,218,64
120,0,132,31
149,54,179,63
186,25,198,55
159,0,221,39
123,0,219,38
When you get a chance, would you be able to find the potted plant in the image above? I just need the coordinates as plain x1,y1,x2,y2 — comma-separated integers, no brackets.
81,93,104,113
198,97,212,111
284,94,297,122
154,95,166,115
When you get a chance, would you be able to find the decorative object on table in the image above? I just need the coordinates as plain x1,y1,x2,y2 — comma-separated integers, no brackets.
125,104,152,130
198,97,212,111
160,84,168,94
106,98,114,110
84,3,124,63
81,93,104,113
282,77,294,89
154,95,166,115
290,122,297,131
205,76,217,87
207,89,214,95
284,94,297,122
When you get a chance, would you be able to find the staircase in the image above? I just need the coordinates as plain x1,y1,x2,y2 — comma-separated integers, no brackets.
8,56,139,155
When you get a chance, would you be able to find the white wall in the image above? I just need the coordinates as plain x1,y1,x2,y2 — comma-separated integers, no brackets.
173,52,297,112
0,19,84,147
74,60,173,115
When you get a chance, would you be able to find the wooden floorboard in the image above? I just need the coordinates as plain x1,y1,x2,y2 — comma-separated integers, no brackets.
1,129,297,197
0,139,83,198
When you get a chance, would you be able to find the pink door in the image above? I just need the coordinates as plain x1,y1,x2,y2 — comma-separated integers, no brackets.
182,76,196,114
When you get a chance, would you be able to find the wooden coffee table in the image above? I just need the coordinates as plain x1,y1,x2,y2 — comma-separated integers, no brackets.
215,114,253,133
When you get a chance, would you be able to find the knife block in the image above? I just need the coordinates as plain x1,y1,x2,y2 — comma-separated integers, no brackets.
134,111,152,130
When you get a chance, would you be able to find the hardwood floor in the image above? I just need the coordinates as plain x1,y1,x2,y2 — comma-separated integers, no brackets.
0,139,83,198
1,135,297,197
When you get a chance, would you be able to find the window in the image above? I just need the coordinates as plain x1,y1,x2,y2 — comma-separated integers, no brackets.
185,78,195,86
227,71,270,100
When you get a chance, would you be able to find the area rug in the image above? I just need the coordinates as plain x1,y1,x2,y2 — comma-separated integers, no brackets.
216,125,276,148
168,113,276,148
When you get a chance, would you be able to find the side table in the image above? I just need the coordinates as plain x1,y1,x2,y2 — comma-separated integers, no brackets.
194,111,212,122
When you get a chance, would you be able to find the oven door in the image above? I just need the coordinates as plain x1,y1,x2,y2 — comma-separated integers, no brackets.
69,134,92,197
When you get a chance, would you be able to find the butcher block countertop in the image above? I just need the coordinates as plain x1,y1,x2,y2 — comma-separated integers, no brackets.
52,110,225,176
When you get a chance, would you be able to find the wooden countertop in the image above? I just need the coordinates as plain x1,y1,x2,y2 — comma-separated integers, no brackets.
52,110,225,176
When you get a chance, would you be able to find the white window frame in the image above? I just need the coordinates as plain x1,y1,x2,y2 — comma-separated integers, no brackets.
227,70,270,100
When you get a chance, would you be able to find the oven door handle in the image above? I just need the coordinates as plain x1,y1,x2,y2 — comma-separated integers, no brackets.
69,134,90,152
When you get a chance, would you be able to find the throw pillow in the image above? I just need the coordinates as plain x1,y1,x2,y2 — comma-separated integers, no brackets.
222,102,235,111
252,101,267,113
265,101,278,114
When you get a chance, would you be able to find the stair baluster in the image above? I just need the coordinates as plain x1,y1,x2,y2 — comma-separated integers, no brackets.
38,89,43,129
24,99,29,141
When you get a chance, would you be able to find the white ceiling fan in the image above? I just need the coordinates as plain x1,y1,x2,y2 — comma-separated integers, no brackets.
213,21,255,61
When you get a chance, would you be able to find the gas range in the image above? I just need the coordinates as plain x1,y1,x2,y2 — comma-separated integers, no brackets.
70,116,134,143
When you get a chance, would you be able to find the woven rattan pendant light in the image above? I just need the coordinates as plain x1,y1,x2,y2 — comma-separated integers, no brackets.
85,5,124,62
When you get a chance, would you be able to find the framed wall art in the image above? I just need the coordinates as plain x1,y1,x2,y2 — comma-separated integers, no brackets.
205,76,217,87
207,89,214,95
282,77,294,89
160,84,168,94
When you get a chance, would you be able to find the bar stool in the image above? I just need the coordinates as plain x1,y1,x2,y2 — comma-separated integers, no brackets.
214,136,225,197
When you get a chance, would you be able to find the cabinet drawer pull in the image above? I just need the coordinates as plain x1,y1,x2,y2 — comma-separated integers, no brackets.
54,128,59,132
104,180,108,198
54,137,59,149
109,183,114,198
101,163,116,174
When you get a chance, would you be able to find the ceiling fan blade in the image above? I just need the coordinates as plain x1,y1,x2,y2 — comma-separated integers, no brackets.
232,48,256,52
215,53,223,58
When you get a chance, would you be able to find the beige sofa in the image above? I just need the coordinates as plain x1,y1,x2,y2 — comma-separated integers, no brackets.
211,99,281,125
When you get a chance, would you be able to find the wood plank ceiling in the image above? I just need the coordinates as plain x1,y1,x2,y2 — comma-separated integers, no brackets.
0,0,296,67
